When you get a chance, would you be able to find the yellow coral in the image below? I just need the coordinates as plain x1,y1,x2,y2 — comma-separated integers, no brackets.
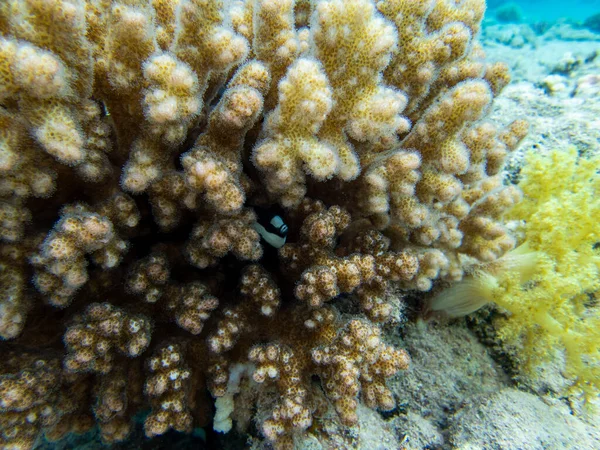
313,0,407,178
252,57,335,206
495,148,600,401
142,52,201,145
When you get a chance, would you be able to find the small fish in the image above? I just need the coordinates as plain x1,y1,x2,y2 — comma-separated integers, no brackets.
253,209,288,249
97,99,110,117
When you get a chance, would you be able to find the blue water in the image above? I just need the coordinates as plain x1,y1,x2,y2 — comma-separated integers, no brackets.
489,0,600,23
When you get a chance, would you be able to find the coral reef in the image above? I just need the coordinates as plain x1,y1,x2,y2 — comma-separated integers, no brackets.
492,148,600,401
0,0,526,448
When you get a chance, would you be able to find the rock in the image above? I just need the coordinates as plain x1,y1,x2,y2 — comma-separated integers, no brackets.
391,321,508,425
387,320,508,449
538,74,569,94
483,24,538,48
542,23,600,41
447,388,600,450
395,411,444,450
574,74,600,97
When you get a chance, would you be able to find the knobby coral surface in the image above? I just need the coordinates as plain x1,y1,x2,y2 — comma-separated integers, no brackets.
0,0,526,448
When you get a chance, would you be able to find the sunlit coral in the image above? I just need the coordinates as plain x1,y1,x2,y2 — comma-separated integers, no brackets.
0,0,526,448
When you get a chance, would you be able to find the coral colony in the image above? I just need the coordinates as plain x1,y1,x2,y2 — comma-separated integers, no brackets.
0,1,527,449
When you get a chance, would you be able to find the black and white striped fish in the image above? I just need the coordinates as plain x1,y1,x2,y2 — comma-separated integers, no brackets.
252,209,288,249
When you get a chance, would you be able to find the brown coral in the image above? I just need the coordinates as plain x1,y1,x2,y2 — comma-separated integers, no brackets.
63,303,152,374
0,0,526,448
144,343,193,437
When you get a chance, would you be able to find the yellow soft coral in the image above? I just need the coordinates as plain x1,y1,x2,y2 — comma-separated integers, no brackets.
495,148,600,401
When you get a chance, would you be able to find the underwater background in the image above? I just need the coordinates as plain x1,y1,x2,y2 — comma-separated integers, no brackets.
488,0,600,22
1,1,598,449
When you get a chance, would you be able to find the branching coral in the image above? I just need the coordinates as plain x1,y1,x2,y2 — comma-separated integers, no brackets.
0,351,95,448
0,0,527,448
